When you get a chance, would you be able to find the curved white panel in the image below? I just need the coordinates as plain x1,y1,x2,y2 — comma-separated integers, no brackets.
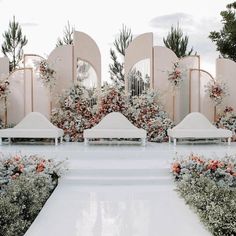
124,33,153,92
153,46,178,121
216,58,236,111
48,45,73,107
7,69,33,125
176,56,200,123
73,31,101,90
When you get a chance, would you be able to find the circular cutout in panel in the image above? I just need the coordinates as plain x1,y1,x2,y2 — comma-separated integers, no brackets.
127,59,150,96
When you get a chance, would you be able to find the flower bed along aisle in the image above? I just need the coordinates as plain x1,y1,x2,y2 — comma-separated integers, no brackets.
171,154,236,236
0,154,64,236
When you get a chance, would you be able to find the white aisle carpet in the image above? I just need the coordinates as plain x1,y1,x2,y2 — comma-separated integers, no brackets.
1,142,235,236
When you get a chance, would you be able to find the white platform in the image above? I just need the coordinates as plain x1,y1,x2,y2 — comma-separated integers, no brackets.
1,142,235,236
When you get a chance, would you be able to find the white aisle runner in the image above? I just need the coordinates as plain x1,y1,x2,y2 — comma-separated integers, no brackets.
25,175,211,236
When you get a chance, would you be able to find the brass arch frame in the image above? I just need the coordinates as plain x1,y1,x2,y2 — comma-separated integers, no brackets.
189,68,215,120
6,68,33,124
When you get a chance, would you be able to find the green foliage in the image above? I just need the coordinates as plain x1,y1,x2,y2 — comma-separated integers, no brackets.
56,21,74,47
209,2,236,61
109,24,133,89
163,24,194,58
0,174,54,236
173,155,236,236
1,16,28,71
177,177,236,236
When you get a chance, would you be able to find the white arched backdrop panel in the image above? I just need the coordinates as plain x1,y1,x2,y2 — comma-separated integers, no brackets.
48,45,73,107
124,33,153,92
73,31,101,90
7,69,33,124
175,56,200,123
153,46,178,121
216,58,236,111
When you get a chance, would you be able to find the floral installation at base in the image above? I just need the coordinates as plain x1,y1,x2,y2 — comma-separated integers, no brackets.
90,84,130,124
205,80,229,106
215,106,236,141
51,83,96,142
128,90,173,142
172,154,236,236
167,62,183,90
0,153,64,236
52,83,173,142
37,59,56,91
0,78,10,102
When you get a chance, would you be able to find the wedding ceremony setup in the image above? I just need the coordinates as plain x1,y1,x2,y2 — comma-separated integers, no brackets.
0,0,236,235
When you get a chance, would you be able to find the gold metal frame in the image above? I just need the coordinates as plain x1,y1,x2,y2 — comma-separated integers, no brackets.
189,68,216,120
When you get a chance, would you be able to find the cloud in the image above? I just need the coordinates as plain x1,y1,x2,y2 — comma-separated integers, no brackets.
149,13,193,29
149,13,223,73
21,22,38,27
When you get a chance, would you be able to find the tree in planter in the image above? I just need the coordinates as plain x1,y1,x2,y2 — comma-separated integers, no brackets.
56,21,74,47
163,23,194,58
109,24,133,89
1,16,28,72
209,2,236,61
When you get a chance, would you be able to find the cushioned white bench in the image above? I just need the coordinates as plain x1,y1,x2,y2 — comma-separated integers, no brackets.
0,112,64,145
83,112,147,145
168,112,232,145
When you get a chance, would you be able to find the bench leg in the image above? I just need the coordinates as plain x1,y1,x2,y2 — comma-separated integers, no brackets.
60,136,63,144
55,138,58,146
84,138,88,145
141,138,146,146
169,136,171,144
0,138,2,145
174,138,177,146
228,137,231,146
9,138,11,144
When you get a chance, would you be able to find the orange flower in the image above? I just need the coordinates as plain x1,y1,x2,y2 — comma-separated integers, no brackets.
36,162,45,172
172,162,181,174
18,164,24,173
11,173,19,179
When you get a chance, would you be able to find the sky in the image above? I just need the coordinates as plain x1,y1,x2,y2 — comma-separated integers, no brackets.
0,0,233,80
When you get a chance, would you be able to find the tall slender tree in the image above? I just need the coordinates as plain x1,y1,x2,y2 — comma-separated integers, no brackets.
109,24,133,89
56,21,74,47
163,23,194,58
209,2,236,61
1,16,28,71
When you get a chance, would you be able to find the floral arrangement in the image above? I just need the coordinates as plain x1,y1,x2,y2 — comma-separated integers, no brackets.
0,78,10,101
167,62,183,90
172,153,236,187
90,84,129,124
172,154,236,236
215,106,236,140
51,84,96,141
205,80,228,106
38,59,56,90
0,153,64,236
128,90,173,142
52,84,173,142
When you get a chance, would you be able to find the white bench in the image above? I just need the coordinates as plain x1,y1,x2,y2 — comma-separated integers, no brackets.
84,112,147,145
168,112,232,145
0,112,64,145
